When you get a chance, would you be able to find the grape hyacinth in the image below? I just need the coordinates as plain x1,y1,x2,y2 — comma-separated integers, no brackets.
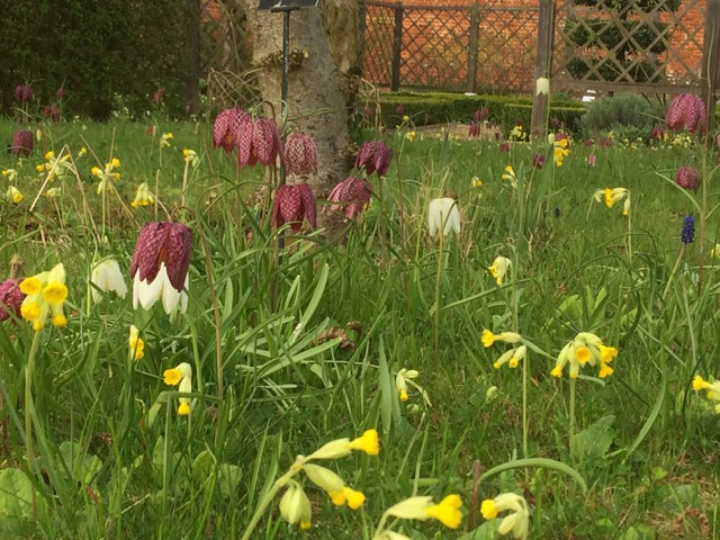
681,216,695,244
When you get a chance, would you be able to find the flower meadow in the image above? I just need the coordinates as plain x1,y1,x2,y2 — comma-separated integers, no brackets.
0,93,720,539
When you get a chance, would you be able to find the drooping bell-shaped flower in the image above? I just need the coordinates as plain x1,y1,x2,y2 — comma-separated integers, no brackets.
284,132,318,175
11,130,33,156
468,123,480,137
90,259,128,303
44,104,60,123
675,166,699,191
130,222,192,315
252,118,282,167
15,85,33,103
271,183,317,232
427,197,461,238
0,279,25,321
355,140,393,177
665,93,706,134
212,108,250,153
326,176,372,220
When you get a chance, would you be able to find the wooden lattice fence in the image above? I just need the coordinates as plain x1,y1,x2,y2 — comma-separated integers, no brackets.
362,1,539,93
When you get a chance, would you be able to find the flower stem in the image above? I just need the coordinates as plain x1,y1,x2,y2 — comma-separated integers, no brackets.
25,329,41,517
434,230,444,363
661,244,686,304
240,464,300,540
569,377,576,461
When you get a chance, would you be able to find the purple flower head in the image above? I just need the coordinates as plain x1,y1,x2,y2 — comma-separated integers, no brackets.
681,216,695,244
550,116,560,128
364,107,373,119
251,118,282,167
468,123,480,138
272,183,316,232
130,222,192,314
473,108,489,123
44,104,60,123
151,89,165,106
212,108,250,153
499,142,510,153
0,279,25,322
56,87,67,100
651,125,664,140
675,166,699,191
532,153,546,169
15,85,33,103
326,177,373,220
666,93,706,134
11,130,33,156
395,106,404,116
355,140,392,178
284,132,318,175
586,153,597,166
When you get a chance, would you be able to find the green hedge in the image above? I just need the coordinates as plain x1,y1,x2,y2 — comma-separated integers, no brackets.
379,91,586,133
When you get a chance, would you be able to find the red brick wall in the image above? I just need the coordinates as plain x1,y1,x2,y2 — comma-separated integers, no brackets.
363,0,709,93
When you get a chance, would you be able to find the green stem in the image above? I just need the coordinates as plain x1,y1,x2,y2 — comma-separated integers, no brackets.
373,511,391,539
240,465,300,540
522,352,528,460
25,330,42,517
661,244,686,304
434,231,444,363
569,377,576,461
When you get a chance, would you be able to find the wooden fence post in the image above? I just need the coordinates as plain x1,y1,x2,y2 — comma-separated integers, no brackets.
530,0,555,138
467,3,481,93
701,0,720,141
391,2,404,91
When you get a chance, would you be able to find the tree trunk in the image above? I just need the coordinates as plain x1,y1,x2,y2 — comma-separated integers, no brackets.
240,0,359,197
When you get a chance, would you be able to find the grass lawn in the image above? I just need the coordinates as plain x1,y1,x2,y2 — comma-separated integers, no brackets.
0,116,718,539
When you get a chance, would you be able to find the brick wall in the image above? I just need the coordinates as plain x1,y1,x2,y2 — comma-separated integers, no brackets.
363,0,709,93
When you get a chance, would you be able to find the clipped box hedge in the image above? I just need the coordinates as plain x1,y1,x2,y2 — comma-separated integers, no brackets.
379,91,586,133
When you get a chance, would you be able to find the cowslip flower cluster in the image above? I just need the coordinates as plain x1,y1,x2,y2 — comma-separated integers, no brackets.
130,222,192,315
373,493,463,539
482,329,526,369
552,332,617,379
92,158,121,195
160,132,173,149
692,375,720,413
6,186,23,204
19,263,68,331
395,368,418,402
278,429,380,529
37,150,74,183
554,135,570,166
128,324,145,360
183,148,200,168
427,197,461,237
594,187,630,216
488,256,512,286
502,165,518,189
131,183,155,208
163,362,192,415
480,492,529,540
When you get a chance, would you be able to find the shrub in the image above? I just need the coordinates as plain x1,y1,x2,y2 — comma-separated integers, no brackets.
579,92,664,135
376,91,586,134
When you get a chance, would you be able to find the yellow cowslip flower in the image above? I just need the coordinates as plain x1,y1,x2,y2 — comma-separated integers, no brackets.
92,157,121,194
488,256,512,286
472,177,483,188
711,243,720,258
46,187,61,198
19,263,68,331
480,493,529,540
553,146,569,166
306,429,379,460
594,187,629,212
405,131,416,142
2,169,17,182
183,148,200,167
279,480,312,530
131,183,155,208
692,375,720,413
6,186,24,204
161,132,173,148
163,362,192,415
493,345,527,369
301,463,366,510
502,165,518,188
551,332,617,379
128,325,144,360
481,329,522,348
78,147,87,157
45,151,55,161
395,368,419,402
385,494,463,529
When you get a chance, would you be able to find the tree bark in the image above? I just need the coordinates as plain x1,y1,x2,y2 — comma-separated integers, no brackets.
240,0,358,196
